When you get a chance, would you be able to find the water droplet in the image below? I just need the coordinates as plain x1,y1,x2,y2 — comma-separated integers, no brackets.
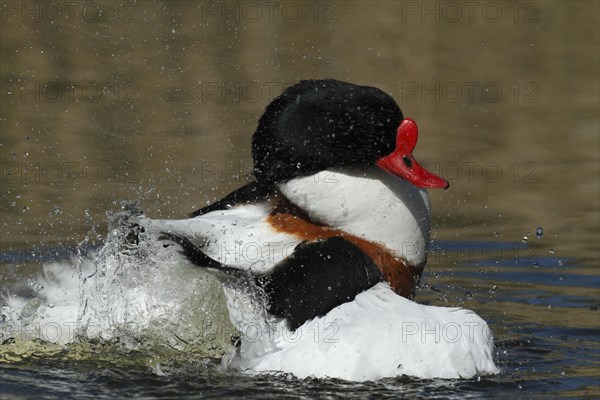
535,227,544,239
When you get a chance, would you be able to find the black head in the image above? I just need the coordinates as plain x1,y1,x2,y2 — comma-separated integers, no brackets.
252,79,403,184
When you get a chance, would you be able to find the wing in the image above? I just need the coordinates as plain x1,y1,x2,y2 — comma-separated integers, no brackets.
132,202,302,275
257,236,384,330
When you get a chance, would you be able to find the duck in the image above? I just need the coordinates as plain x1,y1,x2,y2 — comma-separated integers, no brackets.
131,79,499,381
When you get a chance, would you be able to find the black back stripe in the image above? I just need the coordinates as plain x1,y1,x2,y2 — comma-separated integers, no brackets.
189,181,272,218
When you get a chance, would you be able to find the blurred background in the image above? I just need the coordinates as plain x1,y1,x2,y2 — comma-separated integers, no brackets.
1,2,598,283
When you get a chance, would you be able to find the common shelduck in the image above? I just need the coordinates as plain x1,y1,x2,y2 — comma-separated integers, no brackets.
132,79,499,381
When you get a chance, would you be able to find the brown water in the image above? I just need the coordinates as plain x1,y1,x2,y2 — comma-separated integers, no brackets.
1,1,599,398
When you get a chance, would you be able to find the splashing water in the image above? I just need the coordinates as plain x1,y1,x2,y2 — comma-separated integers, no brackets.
0,203,235,370
535,226,544,239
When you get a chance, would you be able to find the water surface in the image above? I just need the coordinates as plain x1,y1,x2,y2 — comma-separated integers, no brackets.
1,1,598,398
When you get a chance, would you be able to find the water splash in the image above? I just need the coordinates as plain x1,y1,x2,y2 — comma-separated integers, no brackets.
535,227,544,239
0,203,235,368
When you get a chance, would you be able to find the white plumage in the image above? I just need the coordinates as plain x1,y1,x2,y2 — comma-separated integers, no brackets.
227,282,499,381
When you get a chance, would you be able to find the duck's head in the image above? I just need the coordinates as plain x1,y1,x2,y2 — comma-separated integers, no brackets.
252,79,449,189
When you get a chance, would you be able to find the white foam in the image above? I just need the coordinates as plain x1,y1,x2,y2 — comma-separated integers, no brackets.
0,210,235,359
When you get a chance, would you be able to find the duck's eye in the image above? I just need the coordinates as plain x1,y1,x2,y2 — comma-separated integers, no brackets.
403,156,413,168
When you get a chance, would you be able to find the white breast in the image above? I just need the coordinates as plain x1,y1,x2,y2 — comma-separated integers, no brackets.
278,167,432,266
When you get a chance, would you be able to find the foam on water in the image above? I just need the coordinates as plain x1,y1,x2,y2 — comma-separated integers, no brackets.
0,205,236,368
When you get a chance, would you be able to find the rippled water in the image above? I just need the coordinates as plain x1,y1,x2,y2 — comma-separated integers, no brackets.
0,360,534,399
1,0,598,398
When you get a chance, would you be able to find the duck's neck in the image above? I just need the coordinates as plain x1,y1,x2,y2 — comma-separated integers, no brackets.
277,167,432,266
